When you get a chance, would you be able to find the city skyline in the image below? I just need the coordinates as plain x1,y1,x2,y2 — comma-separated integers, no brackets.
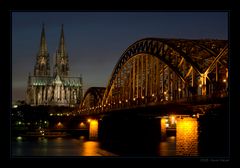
12,11,228,101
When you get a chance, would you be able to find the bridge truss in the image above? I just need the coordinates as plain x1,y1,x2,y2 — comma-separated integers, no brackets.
79,38,228,114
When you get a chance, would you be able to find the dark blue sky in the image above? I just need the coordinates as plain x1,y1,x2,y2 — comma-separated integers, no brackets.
12,12,228,101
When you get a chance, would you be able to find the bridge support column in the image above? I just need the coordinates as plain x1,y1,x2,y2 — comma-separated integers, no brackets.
176,117,198,156
89,119,98,140
160,118,167,141
201,75,207,96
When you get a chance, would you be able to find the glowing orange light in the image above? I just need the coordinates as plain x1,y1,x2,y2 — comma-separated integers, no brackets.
79,122,85,128
171,116,175,124
56,122,63,128
89,120,98,140
176,117,198,156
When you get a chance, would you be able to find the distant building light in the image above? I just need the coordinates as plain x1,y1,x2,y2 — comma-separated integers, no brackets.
16,136,22,141
13,105,18,108
223,79,227,83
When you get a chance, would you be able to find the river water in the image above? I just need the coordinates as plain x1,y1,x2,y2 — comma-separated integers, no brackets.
11,106,229,157
11,135,177,157
11,136,117,157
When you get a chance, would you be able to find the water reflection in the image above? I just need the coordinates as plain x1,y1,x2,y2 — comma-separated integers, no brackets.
159,136,176,156
11,136,117,156
176,117,198,156
82,141,100,156
12,108,227,157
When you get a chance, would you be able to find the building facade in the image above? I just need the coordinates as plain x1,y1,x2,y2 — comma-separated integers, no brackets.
26,24,83,107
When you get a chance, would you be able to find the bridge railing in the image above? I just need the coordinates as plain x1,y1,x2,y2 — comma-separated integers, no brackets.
78,92,228,115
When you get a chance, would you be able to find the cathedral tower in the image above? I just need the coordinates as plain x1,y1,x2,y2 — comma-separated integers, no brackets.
34,24,50,76
26,24,83,107
54,24,69,77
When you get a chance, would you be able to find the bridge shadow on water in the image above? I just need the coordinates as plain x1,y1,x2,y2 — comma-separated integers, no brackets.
97,102,229,157
98,113,162,156
198,103,229,157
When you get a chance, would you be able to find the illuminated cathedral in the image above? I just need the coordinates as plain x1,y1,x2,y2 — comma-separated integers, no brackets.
26,24,83,107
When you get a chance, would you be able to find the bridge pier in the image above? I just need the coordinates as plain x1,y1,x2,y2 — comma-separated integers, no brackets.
160,118,167,141
89,119,99,140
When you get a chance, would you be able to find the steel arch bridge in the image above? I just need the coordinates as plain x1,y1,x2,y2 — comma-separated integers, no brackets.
79,38,228,114
79,87,105,110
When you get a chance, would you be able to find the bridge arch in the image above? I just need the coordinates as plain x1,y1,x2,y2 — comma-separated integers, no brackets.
101,38,228,108
79,87,105,113
79,38,228,114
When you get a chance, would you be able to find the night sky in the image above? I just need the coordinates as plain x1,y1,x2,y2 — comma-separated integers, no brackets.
12,12,228,101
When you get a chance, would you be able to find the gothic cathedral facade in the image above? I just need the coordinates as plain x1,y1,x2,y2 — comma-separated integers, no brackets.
26,24,83,107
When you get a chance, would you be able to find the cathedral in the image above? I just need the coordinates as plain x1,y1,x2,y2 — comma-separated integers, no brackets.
26,24,83,107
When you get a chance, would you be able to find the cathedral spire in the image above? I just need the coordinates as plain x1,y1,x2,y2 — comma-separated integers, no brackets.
34,23,50,76
54,24,69,77
39,23,48,56
58,24,66,55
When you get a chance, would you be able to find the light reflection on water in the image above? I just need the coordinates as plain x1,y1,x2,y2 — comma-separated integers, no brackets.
158,136,176,156
82,141,100,156
11,136,117,157
11,118,199,157
12,136,179,157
